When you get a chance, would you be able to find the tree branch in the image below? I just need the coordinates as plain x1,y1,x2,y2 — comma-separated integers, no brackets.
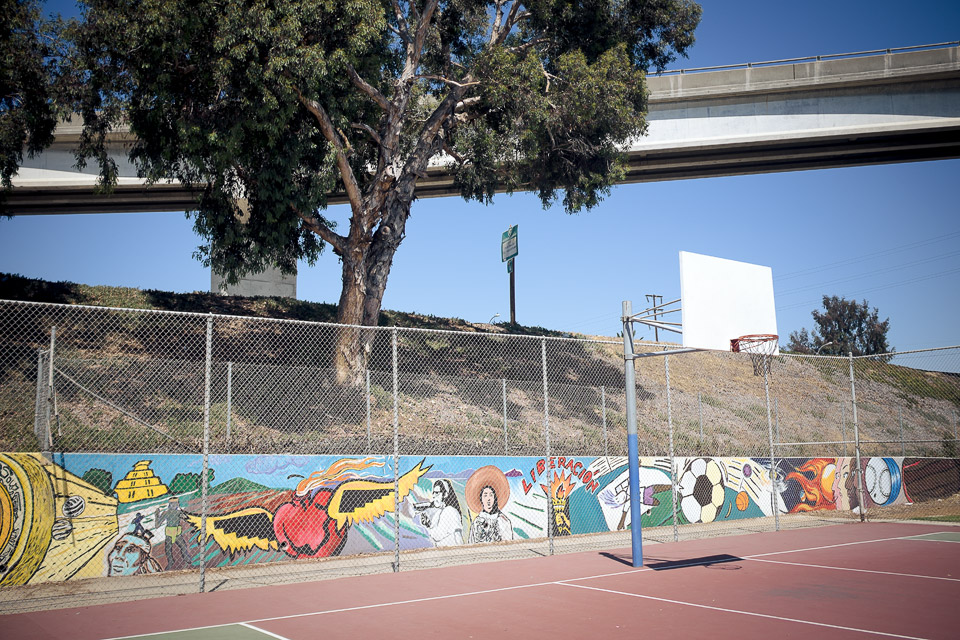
507,37,549,55
294,87,364,217
388,0,410,43
345,63,392,114
442,142,465,164
351,122,383,147
489,0,507,46
455,96,482,112
493,3,526,46
293,205,347,255
413,75,480,89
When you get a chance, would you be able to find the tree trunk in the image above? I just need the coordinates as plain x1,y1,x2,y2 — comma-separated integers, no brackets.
332,193,412,385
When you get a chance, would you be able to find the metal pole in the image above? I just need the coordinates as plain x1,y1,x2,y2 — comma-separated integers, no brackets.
366,369,372,454
849,353,866,523
621,301,643,567
601,385,609,458
698,392,703,446
502,378,508,455
225,362,233,445
666,355,678,542
200,316,212,592
842,404,847,457
510,260,516,324
392,328,400,572
34,349,45,452
763,365,780,531
542,338,553,556
898,407,906,456
775,398,780,443
44,327,56,455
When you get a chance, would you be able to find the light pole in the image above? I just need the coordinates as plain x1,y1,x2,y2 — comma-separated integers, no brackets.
816,341,834,355
489,313,500,324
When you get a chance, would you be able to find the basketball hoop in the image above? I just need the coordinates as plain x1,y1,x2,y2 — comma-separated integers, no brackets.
731,334,778,376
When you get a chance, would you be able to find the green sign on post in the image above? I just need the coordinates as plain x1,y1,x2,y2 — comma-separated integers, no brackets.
501,225,518,262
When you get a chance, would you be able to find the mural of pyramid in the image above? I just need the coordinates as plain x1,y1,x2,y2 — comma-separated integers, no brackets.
113,460,170,503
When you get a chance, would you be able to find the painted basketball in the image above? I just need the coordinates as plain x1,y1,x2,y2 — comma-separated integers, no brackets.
735,491,749,511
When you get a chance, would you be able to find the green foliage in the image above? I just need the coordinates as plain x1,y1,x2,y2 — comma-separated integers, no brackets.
62,0,700,328
82,468,113,494
168,469,215,494
787,296,892,357
0,0,72,199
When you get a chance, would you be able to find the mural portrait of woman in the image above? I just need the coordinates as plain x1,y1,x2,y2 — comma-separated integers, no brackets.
419,479,464,547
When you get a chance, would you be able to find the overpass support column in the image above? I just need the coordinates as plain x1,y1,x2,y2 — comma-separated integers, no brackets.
208,198,298,298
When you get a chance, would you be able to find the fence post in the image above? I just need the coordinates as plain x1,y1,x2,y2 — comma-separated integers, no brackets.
774,398,780,444
848,353,866,523
42,327,56,457
666,356,679,542
200,315,212,593
698,392,703,446
542,338,553,556
392,328,400,572
502,378,508,455
225,362,233,446
34,349,47,453
601,385,609,458
898,407,906,456
842,403,847,457
763,363,780,532
366,369,372,454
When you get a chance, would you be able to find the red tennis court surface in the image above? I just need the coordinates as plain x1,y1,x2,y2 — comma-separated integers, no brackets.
4,521,959,639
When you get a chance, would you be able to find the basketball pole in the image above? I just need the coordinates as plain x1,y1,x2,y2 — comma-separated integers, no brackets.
621,301,644,567
622,300,699,568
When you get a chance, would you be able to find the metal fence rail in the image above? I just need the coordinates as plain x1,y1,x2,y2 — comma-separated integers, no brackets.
0,299,958,611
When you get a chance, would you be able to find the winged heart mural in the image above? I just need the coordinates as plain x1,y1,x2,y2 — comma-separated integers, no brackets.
186,458,430,559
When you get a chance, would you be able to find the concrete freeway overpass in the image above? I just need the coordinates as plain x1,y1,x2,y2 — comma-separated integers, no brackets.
7,44,960,294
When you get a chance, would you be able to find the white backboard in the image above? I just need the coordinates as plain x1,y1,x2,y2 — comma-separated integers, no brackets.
679,251,778,353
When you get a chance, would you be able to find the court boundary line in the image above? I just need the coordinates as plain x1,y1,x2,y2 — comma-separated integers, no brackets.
101,531,953,640
556,582,930,640
745,532,950,558
239,623,292,640
746,556,960,581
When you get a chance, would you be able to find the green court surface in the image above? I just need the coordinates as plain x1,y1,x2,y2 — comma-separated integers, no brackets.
912,530,960,542
119,625,273,639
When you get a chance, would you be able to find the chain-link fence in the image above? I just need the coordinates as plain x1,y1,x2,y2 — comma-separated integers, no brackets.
1,299,958,611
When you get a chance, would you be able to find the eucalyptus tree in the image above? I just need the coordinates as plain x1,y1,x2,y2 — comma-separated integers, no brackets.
74,0,701,382
1,0,69,199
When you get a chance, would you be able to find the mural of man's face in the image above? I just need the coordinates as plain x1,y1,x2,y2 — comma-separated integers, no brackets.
108,537,144,576
481,487,496,513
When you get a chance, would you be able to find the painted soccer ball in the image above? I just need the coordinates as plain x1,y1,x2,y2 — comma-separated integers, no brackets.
678,458,726,524
864,458,899,506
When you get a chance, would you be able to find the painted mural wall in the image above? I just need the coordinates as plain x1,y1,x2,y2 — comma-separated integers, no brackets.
2,452,958,587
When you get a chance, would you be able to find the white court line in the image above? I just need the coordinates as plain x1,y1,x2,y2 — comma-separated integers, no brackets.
102,567,650,640
240,622,294,640
747,557,960,581
556,582,931,640
103,531,952,640
903,536,960,544
744,533,945,559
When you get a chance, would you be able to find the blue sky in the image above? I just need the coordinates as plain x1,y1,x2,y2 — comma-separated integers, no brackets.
2,1,959,360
